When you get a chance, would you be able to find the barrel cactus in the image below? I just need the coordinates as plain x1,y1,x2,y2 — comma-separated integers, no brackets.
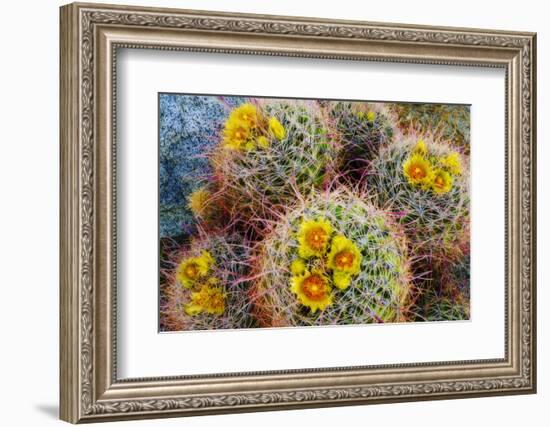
391,103,471,155
160,234,255,331
210,100,340,234
327,101,396,180
367,133,469,261
251,190,413,327
415,253,471,321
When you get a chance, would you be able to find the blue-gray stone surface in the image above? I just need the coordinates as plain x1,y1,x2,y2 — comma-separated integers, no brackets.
159,94,244,237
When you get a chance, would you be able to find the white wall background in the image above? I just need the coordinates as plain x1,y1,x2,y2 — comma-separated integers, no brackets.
0,0,545,425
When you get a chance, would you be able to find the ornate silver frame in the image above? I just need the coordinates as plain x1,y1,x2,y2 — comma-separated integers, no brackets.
60,2,537,423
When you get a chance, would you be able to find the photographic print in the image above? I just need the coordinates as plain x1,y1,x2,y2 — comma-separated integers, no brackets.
159,94,470,332
60,6,536,419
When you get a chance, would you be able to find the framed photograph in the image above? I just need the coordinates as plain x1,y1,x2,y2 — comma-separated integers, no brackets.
60,2,537,423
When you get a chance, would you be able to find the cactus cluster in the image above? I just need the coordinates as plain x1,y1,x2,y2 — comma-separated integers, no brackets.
251,190,413,327
160,234,254,331
209,100,340,234
159,95,471,331
390,103,471,154
367,134,469,261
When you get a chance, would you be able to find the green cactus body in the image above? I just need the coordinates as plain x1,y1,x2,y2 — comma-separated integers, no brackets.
160,234,255,331
417,254,471,321
391,103,471,155
252,190,412,327
368,134,469,260
210,100,339,232
327,101,396,179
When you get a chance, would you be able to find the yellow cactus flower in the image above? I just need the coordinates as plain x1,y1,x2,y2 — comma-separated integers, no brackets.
207,277,220,286
413,139,428,156
269,117,286,140
403,153,434,187
198,250,214,268
177,258,202,288
187,187,211,217
332,271,353,290
297,218,333,258
440,152,463,175
327,235,362,277
366,110,376,122
290,258,307,276
244,140,256,151
290,270,333,312
228,103,258,128
223,119,250,150
176,250,214,288
431,169,453,195
184,285,225,316
356,111,365,120
256,135,270,149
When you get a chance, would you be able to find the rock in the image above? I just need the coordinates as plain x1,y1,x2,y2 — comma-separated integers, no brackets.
159,94,243,237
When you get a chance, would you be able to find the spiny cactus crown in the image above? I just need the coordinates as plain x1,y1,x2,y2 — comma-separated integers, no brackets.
253,190,412,327
210,100,339,228
161,234,255,331
368,134,469,259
